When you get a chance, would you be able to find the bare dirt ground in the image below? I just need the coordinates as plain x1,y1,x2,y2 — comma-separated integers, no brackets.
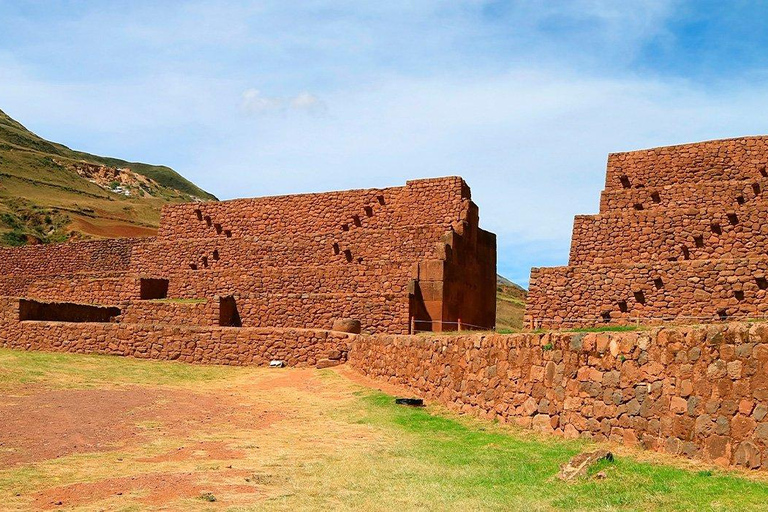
0,355,386,511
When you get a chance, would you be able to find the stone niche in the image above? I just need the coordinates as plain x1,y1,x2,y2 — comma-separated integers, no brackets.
19,299,120,323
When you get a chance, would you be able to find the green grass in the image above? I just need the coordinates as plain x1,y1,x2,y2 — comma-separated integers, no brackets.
0,348,235,388
332,393,768,511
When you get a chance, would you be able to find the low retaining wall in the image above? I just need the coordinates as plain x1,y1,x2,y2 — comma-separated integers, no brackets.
0,298,350,367
350,323,768,469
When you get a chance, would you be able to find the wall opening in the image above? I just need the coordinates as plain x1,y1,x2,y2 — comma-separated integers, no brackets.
341,224,350,231
619,175,631,189
19,299,120,323
214,223,223,234
212,249,220,260
633,290,646,304
734,290,745,301
332,242,340,255
760,166,768,177
754,183,762,195
681,246,690,260
711,222,722,235
736,195,746,205
195,209,203,220
219,296,242,327
717,308,729,321
727,213,739,225
364,206,374,217
344,249,353,262
224,230,232,238
352,214,362,227
140,278,169,300
633,203,644,211
617,300,628,313
204,215,212,227
757,276,768,290
189,263,198,270
600,311,611,323
694,235,704,248
653,277,664,289
377,195,385,205
202,256,209,267
650,191,661,203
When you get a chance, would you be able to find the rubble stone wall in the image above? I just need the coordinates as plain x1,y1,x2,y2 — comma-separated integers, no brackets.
527,137,768,328
0,297,351,367
351,322,768,470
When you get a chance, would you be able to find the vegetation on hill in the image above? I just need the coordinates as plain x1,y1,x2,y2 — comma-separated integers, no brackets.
0,108,216,245
496,274,527,330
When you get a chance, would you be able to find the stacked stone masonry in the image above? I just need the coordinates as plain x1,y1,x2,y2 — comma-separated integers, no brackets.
527,137,768,328
350,323,768,470
0,177,496,335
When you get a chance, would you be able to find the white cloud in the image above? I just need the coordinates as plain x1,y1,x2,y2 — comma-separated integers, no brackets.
241,88,326,115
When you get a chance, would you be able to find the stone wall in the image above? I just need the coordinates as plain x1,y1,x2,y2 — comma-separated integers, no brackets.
0,298,351,367
0,238,142,275
527,137,768,328
0,177,495,334
350,323,768,470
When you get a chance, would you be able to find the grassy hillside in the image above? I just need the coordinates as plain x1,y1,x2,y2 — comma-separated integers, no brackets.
0,108,216,245
496,274,527,331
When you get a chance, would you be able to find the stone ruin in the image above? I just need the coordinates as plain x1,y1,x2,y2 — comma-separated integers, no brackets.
526,137,768,329
0,177,496,365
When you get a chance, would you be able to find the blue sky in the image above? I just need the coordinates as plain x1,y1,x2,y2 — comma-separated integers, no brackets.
1,1,768,286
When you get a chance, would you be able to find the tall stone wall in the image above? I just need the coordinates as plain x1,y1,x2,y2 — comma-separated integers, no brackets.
350,323,768,470
0,177,496,334
527,137,768,328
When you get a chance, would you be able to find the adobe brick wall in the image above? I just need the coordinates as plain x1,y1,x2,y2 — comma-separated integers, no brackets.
527,137,768,328
350,322,768,469
0,297,351,367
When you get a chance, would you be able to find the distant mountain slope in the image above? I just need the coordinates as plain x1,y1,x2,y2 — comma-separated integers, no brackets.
496,274,527,331
0,108,216,245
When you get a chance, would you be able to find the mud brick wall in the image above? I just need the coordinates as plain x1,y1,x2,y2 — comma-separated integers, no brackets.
605,136,768,191
527,137,768,328
157,177,470,240
0,298,351,367
527,258,768,328
0,238,143,275
569,204,768,265
118,300,217,326
351,323,768,470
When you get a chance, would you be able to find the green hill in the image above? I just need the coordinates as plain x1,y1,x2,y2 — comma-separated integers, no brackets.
496,274,527,331
0,108,216,245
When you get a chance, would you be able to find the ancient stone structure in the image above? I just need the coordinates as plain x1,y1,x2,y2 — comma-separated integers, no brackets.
0,177,496,354
350,322,768,470
526,137,768,328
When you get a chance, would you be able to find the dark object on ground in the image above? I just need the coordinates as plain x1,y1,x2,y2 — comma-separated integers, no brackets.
395,398,424,407
558,450,614,481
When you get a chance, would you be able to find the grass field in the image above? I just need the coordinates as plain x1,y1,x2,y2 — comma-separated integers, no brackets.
1,349,768,511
